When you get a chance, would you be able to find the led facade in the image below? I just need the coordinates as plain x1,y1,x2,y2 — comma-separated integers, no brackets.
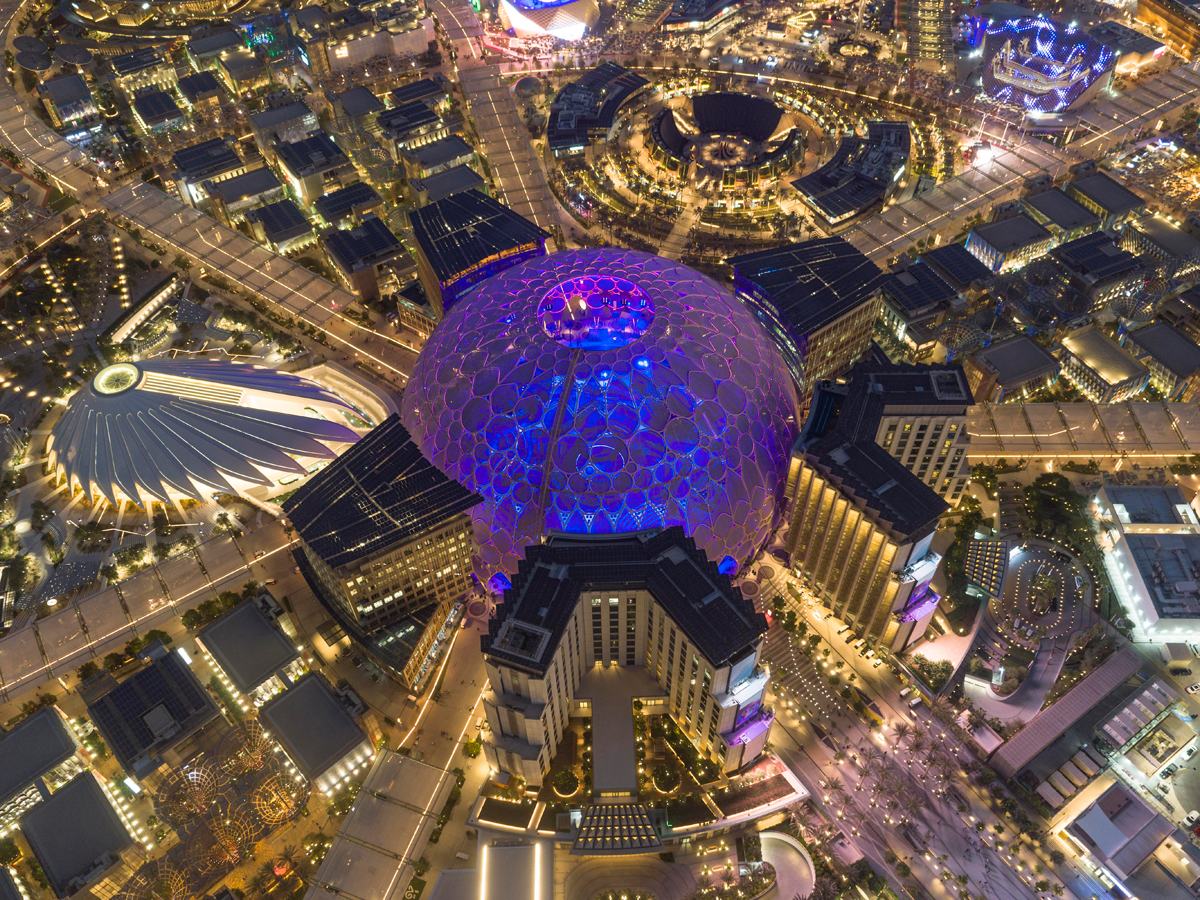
979,17,1116,113
497,0,598,39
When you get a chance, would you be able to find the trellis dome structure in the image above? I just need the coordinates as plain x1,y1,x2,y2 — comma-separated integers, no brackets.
401,248,800,587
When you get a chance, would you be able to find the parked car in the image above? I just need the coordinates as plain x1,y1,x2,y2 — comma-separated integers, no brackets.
1185,810,1200,828
1171,668,1193,676
1188,683,1200,695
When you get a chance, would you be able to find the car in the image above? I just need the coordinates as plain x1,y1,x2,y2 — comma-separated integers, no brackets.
899,687,912,699
1188,746,1196,759
836,625,851,635
351,656,363,667
872,658,882,668
1171,668,1193,676
254,550,264,559
264,579,276,585
1163,764,1179,778
1188,683,1200,694
1193,825,1200,836
1185,810,1200,828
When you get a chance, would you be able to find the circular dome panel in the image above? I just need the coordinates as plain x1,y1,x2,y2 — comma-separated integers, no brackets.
94,363,140,394
537,275,655,351
402,248,800,584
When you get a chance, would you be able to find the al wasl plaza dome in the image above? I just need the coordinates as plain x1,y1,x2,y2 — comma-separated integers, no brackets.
402,248,800,589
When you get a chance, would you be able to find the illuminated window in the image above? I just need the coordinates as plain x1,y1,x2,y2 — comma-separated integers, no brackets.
334,45,349,58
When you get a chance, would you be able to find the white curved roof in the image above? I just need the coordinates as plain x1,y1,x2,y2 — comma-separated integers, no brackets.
48,360,364,504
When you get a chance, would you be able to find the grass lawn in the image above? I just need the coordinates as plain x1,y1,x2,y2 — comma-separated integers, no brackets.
47,190,76,213
404,877,426,900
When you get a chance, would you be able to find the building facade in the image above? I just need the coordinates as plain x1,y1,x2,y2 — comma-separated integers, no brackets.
481,530,771,789
1055,325,1150,402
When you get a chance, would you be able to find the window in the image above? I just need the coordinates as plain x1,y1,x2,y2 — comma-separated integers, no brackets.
609,598,619,662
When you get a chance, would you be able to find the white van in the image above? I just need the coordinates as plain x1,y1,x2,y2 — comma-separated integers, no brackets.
909,695,924,708
853,639,867,651
899,687,912,699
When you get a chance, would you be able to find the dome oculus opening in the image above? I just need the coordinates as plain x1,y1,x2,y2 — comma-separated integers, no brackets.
537,275,655,351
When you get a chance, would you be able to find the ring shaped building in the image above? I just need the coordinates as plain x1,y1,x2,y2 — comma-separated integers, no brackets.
48,360,377,505
401,248,801,589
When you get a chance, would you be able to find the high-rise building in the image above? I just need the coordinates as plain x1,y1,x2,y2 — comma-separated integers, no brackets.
783,362,972,650
286,415,482,689
481,529,771,788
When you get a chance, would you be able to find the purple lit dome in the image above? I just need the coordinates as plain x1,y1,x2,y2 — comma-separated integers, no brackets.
401,249,800,586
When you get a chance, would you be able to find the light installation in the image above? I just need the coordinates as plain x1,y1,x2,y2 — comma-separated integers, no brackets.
402,249,800,587
979,17,1115,114
497,0,597,39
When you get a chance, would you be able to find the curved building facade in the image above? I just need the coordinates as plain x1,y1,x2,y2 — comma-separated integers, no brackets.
48,360,377,504
401,248,800,588
497,0,598,39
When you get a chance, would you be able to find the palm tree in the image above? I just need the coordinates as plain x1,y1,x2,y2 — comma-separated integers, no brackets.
823,776,846,802
857,745,885,790
891,721,911,751
907,736,927,766
809,876,840,900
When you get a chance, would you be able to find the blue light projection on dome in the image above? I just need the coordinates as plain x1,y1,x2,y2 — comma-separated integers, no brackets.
538,275,655,351
401,248,801,584
979,17,1115,114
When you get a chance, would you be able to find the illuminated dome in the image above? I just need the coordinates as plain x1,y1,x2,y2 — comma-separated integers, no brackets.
402,248,800,587
497,0,598,40
48,360,373,505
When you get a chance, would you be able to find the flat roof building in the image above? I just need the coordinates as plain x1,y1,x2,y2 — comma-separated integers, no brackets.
877,261,960,360
920,242,995,293
172,138,247,207
287,414,480,688
196,595,305,706
1135,0,1200,61
314,181,383,227
965,214,1054,273
390,77,447,107
1089,20,1166,67
20,773,135,899
410,191,549,317
258,674,373,794
1066,173,1146,231
730,238,885,402
786,362,966,650
108,48,176,102
321,214,404,300
186,27,244,70
1125,321,1200,401
85,645,221,779
1122,214,1200,280
132,91,184,134
206,166,283,226
793,122,911,231
1066,782,1179,887
1021,189,1100,241
378,100,446,160
177,71,225,111
401,134,474,179
327,86,384,127
963,335,1060,403
1049,232,1144,309
246,199,314,254
1056,325,1149,402
1097,485,1200,639
276,132,356,208
0,707,85,829
38,74,96,131
251,101,319,160
410,165,484,207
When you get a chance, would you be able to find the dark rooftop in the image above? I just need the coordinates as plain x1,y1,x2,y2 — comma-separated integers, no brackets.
1067,173,1145,216
20,773,131,899
971,335,1060,385
410,191,550,284
1126,322,1200,379
314,181,382,222
109,48,162,77
1022,189,1099,233
880,261,957,316
548,63,649,152
792,123,910,224
209,166,279,204
1127,214,1200,259
257,674,367,778
483,529,766,676
197,599,300,694
276,132,347,176
800,361,965,538
40,73,90,104
411,165,485,204
250,101,316,133
0,868,25,900
246,198,311,242
187,27,243,56
86,649,219,777
133,91,182,126
285,414,481,569
172,138,242,180
0,707,78,806
1050,232,1142,282
328,86,384,118
178,70,223,103
971,214,1052,253
407,134,473,168
323,215,402,272
920,242,994,290
730,239,884,385
390,78,446,106
377,99,440,135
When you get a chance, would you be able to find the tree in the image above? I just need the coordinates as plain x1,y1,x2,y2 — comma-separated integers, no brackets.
76,661,99,681
104,652,126,671
0,836,19,866
144,629,172,646
1049,848,1065,866
895,861,911,878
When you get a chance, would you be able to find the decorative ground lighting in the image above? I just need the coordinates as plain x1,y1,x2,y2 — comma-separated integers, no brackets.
252,775,308,826
123,861,191,900
163,762,222,824
220,720,274,775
